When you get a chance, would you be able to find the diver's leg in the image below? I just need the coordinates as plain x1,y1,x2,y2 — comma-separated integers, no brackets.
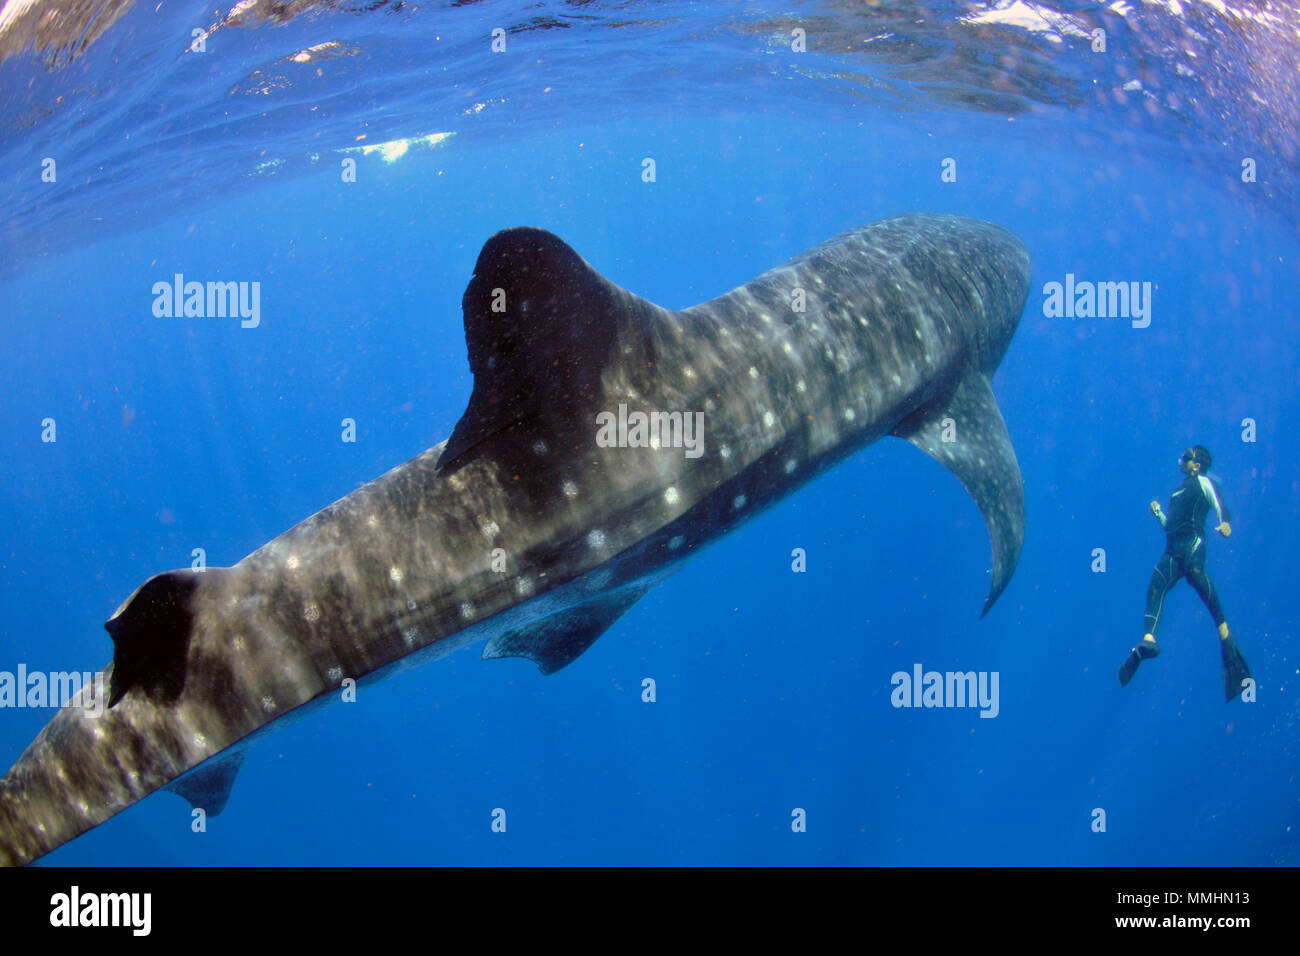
1142,552,1181,650
1183,541,1227,635
1122,552,1180,686
1184,545,1252,700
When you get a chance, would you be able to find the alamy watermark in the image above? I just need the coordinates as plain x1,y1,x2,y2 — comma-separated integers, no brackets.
595,404,705,459
0,665,106,718
1042,273,1152,328
152,274,261,328
50,886,151,935
890,663,999,718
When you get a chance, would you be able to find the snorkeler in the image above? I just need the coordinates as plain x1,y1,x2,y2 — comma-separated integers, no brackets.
1118,445,1252,701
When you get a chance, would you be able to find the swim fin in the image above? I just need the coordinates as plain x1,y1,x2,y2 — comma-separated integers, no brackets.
1118,639,1160,688
1117,649,1141,687
1221,634,1252,702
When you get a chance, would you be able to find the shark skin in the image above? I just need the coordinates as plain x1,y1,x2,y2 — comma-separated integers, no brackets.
0,213,1030,865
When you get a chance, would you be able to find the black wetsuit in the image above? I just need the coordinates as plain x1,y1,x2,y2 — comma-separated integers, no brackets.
1144,473,1230,639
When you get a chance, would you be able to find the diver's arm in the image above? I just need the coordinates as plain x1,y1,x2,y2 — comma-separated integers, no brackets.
1149,500,1167,527
1199,475,1231,536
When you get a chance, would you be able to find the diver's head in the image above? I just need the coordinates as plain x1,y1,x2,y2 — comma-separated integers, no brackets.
1180,445,1212,476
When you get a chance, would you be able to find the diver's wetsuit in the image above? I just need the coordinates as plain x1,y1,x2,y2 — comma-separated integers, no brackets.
1144,473,1230,639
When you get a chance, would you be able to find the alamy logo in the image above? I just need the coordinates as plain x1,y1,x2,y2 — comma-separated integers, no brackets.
1041,273,1152,328
0,666,106,718
890,663,1000,718
151,274,261,328
595,404,705,459
49,886,151,936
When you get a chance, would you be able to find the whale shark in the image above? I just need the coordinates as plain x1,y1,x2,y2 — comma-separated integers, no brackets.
0,213,1030,865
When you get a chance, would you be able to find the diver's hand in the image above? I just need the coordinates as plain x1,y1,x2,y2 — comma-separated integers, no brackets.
1218,522,1231,537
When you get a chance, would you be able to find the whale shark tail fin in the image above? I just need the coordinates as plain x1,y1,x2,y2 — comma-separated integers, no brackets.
104,567,228,708
439,227,654,472
891,369,1025,618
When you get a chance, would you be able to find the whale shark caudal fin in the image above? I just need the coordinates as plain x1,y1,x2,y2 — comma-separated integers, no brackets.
891,369,1025,617
482,584,652,675
438,227,656,472
164,748,247,816
104,567,225,708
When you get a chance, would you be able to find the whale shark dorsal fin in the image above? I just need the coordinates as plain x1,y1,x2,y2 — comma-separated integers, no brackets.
482,584,650,675
104,567,224,708
891,370,1025,617
165,748,247,816
439,227,636,470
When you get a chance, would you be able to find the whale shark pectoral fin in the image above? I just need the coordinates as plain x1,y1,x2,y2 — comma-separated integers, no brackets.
891,370,1025,618
438,227,637,471
104,567,225,708
165,748,247,817
482,584,650,675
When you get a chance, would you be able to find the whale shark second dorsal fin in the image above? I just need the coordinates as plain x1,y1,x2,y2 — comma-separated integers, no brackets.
439,228,647,470
891,369,1025,617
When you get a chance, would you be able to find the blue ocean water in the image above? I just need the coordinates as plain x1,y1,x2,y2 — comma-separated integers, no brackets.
1,0,1297,866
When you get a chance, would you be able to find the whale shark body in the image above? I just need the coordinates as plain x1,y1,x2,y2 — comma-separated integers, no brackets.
0,213,1030,865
